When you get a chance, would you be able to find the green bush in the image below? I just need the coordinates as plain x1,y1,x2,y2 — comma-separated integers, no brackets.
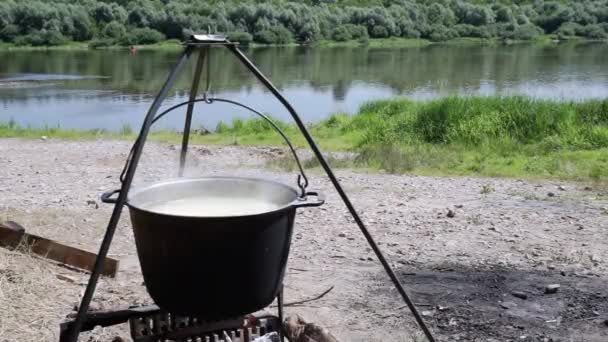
344,24,368,40
332,26,352,42
88,38,114,48
370,25,389,38
13,29,66,46
512,23,544,40
454,24,483,38
428,25,457,42
254,29,276,44
582,24,608,39
253,25,292,44
119,27,165,45
556,22,582,39
227,31,253,45
0,24,18,42
101,21,126,39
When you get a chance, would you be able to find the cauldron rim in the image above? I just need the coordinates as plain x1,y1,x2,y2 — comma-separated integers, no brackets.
125,176,302,219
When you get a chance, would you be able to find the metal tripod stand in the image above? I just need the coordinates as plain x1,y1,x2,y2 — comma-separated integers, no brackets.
63,35,436,342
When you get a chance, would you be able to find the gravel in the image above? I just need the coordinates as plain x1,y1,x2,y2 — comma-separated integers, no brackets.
1,138,607,341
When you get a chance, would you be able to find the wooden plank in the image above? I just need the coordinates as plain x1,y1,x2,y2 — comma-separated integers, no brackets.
0,221,119,277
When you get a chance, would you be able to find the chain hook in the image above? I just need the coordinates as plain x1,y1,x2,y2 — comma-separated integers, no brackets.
203,46,212,104
297,174,308,198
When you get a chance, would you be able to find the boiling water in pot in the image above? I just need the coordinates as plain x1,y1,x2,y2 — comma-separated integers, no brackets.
145,196,280,217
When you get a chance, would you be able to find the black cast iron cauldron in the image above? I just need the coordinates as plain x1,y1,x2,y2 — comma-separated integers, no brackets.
103,176,323,318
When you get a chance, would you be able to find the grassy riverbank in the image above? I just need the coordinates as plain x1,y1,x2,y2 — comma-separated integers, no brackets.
2,96,608,181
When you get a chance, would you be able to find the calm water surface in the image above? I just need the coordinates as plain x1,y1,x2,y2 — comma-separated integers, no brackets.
1,43,607,131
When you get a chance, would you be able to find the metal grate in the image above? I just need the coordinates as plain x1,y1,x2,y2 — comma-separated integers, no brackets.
129,312,281,342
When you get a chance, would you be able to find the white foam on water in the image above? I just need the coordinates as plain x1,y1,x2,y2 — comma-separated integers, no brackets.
145,196,280,217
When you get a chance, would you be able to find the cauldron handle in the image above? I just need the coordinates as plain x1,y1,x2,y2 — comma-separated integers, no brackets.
292,191,325,208
101,189,120,204
122,96,311,197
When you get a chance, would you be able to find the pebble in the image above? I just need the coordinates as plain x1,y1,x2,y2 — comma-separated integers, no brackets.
544,284,560,294
338,232,346,238
558,185,566,191
500,301,518,309
547,192,555,197
421,310,435,317
446,209,456,218
511,291,528,300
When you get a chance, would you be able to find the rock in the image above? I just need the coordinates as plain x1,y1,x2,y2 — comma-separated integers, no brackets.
337,232,346,238
584,186,593,191
40,136,48,140
454,204,464,209
284,314,338,342
421,310,435,317
511,291,528,300
500,301,518,309
604,319,608,327
111,337,127,342
558,185,566,191
547,192,555,197
86,200,99,209
545,284,560,294
446,209,456,218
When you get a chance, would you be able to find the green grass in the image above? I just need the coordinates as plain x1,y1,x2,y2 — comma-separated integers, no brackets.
3,96,608,182
315,37,432,48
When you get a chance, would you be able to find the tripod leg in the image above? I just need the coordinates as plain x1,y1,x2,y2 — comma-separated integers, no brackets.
277,285,285,342
227,45,436,342
179,47,208,177
62,47,193,342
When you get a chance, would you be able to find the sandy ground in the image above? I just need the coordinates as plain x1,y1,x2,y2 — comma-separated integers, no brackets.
1,138,607,342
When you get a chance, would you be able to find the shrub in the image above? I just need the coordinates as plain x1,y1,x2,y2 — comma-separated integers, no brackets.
0,24,19,42
495,6,514,23
272,25,292,44
556,22,582,38
120,27,165,45
253,25,292,44
332,26,352,42
88,38,114,49
14,29,66,46
582,24,608,39
512,23,544,40
428,25,457,42
254,29,276,44
227,31,253,45
455,24,483,38
101,21,126,39
370,25,389,38
344,24,368,40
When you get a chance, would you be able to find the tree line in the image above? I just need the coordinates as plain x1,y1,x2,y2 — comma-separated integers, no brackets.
1,0,608,47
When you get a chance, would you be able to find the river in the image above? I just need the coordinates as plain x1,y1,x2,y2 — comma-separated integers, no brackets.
1,42,608,131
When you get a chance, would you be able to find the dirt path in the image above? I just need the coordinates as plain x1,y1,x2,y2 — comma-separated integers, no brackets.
1,138,607,341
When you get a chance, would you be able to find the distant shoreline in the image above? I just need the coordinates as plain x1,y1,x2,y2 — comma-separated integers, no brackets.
0,35,602,51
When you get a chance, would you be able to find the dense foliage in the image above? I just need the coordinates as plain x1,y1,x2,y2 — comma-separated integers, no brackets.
1,1,608,46
215,96,608,180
